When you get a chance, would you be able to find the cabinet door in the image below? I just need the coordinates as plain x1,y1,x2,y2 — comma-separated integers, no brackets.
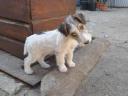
0,18,31,42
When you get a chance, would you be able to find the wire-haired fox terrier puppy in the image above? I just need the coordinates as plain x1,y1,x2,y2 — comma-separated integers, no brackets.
24,22,87,74
65,12,93,46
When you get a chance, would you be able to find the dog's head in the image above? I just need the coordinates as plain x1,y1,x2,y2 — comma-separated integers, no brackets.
58,22,83,42
65,13,93,44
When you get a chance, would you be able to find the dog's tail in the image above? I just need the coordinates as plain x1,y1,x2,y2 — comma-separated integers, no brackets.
24,41,28,55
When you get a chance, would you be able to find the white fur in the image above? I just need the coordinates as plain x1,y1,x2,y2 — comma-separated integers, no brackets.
24,26,79,74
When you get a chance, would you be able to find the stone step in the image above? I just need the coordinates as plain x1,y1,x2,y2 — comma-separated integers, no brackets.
41,38,110,96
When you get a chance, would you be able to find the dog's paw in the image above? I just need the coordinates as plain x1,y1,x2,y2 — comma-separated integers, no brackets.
24,68,34,75
68,62,76,68
40,63,50,68
58,65,68,72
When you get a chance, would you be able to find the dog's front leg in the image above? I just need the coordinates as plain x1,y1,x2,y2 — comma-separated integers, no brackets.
66,50,76,68
56,53,67,72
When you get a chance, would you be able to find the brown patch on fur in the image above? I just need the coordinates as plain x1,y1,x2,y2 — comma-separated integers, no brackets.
58,23,71,36
78,24,84,31
73,13,86,24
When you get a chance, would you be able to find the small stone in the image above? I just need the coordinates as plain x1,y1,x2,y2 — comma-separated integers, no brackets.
124,40,128,43
91,84,96,88
104,71,111,76
104,34,109,38
105,73,111,76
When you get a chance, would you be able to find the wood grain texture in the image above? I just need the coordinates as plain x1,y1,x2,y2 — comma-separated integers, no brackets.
66,0,76,14
0,0,30,23
32,16,65,32
31,0,76,20
0,18,31,42
0,36,24,58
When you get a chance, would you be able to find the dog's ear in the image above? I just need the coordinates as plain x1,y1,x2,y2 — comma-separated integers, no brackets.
58,23,71,36
73,13,86,24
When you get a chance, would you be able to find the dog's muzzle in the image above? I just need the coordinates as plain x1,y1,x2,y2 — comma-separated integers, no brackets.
84,40,90,44
84,36,96,44
74,35,83,43
80,32,92,44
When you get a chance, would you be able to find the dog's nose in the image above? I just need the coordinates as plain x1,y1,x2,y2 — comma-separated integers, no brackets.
84,40,89,44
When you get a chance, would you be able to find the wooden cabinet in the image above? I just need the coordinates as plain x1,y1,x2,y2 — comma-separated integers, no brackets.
0,0,76,58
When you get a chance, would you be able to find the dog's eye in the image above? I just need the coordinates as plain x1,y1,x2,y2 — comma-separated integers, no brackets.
71,33,78,37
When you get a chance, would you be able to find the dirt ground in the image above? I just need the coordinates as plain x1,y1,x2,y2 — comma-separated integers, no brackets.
76,8,128,96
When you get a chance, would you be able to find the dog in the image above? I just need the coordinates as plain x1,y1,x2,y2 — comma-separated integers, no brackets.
65,12,93,46
23,22,86,74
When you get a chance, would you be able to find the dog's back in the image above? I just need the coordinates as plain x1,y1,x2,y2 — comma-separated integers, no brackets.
24,29,63,56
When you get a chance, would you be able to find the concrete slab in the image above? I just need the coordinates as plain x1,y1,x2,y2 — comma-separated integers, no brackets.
0,50,55,86
41,38,110,96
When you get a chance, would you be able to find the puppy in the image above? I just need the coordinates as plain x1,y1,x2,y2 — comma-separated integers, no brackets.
24,22,82,74
65,13,92,46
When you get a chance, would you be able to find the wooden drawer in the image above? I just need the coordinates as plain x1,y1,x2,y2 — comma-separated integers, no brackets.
0,18,31,42
0,17,64,41
32,16,65,32
0,36,24,59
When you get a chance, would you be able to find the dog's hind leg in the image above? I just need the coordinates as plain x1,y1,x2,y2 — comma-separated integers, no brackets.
38,56,50,68
24,55,36,74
